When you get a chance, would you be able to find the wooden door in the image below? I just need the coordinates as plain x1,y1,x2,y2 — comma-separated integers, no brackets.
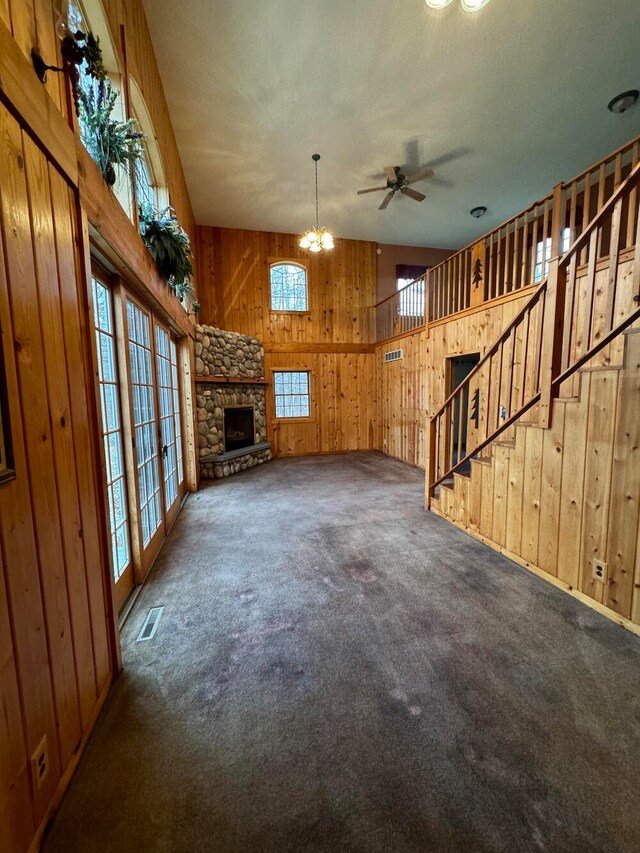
91,273,134,611
154,321,185,529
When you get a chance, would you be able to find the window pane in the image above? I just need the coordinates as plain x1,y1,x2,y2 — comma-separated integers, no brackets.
270,263,307,312
273,371,311,419
127,299,162,547
92,277,132,582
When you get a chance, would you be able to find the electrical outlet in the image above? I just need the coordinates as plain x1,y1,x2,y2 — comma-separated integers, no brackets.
593,559,608,584
30,735,49,791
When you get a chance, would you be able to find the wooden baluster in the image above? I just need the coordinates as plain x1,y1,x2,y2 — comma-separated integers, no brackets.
504,223,511,294
627,142,639,250
495,343,504,431
542,198,550,277
506,325,517,419
581,228,600,353
511,218,520,292
568,180,577,250
561,254,578,373
456,389,465,468
581,172,591,265
596,163,606,257
520,209,529,288
604,198,623,334
531,208,539,285
520,306,531,406
448,400,455,472
632,194,640,303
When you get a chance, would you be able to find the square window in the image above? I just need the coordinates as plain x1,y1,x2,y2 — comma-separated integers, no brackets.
273,371,311,419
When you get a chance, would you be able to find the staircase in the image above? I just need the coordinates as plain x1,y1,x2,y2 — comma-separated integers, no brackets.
427,156,640,626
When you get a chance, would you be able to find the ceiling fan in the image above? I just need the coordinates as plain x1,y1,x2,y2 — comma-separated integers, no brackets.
357,165,434,210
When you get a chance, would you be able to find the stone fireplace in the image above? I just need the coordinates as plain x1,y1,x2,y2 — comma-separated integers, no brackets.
194,325,271,479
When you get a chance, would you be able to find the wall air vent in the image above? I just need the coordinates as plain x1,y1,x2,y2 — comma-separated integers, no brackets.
136,606,164,641
384,349,403,363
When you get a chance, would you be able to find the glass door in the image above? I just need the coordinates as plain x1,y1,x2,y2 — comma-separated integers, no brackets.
123,294,165,574
91,274,134,610
154,321,185,528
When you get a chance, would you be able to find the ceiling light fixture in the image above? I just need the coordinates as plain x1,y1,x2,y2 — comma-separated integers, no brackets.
607,90,639,114
425,0,490,10
461,0,491,11
299,154,334,253
470,206,487,218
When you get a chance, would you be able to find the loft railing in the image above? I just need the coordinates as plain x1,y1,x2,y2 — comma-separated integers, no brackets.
428,156,640,499
426,136,640,326
374,274,427,341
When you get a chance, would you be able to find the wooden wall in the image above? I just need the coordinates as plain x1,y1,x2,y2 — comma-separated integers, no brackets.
196,226,378,457
0,102,113,853
375,291,533,468
0,2,198,850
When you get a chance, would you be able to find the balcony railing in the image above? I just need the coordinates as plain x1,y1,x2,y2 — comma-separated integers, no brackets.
374,274,427,341
427,137,640,327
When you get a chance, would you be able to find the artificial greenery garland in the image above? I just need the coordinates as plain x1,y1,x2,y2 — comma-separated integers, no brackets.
138,203,196,305
78,78,144,186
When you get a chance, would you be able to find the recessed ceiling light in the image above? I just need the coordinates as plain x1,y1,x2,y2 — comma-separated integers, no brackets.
461,0,491,10
470,206,487,218
607,90,639,114
425,0,454,8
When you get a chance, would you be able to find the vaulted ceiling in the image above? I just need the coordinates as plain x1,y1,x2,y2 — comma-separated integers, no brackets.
144,0,640,248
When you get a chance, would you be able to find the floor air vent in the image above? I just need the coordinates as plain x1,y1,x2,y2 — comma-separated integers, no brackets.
384,349,403,363
136,606,164,642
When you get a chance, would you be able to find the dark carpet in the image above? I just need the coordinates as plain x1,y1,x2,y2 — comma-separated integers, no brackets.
43,453,640,853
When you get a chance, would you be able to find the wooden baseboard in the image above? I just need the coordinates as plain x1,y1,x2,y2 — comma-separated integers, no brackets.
429,506,640,638
29,676,113,853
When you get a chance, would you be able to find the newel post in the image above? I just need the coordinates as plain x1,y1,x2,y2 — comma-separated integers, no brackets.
426,415,437,509
538,182,567,428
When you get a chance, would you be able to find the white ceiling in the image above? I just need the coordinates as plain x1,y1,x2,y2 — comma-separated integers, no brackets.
144,0,640,249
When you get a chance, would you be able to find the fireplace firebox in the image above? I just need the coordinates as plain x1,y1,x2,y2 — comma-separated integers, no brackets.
224,406,255,452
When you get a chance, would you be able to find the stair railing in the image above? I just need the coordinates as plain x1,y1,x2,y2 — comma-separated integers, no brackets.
428,157,640,502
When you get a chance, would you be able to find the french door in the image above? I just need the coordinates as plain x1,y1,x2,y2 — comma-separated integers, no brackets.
92,270,186,609
92,275,134,611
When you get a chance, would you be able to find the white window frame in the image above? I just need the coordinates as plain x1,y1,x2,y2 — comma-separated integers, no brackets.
269,262,308,313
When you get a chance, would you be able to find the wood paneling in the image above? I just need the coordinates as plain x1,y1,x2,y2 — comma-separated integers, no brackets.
196,226,378,457
195,226,377,344
265,352,376,457
375,293,531,469
0,103,113,846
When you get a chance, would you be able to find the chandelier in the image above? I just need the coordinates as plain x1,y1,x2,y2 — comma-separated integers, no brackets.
299,154,335,252
425,0,491,11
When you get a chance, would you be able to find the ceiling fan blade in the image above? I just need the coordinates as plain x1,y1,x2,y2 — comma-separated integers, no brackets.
378,190,396,210
383,166,397,183
357,186,389,194
401,187,426,203
405,167,434,185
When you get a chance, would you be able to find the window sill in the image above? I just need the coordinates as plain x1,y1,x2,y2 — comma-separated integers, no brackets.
273,417,315,424
269,310,312,316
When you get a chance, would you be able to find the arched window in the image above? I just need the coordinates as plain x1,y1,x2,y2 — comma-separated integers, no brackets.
69,0,135,220
270,262,308,312
129,77,170,212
